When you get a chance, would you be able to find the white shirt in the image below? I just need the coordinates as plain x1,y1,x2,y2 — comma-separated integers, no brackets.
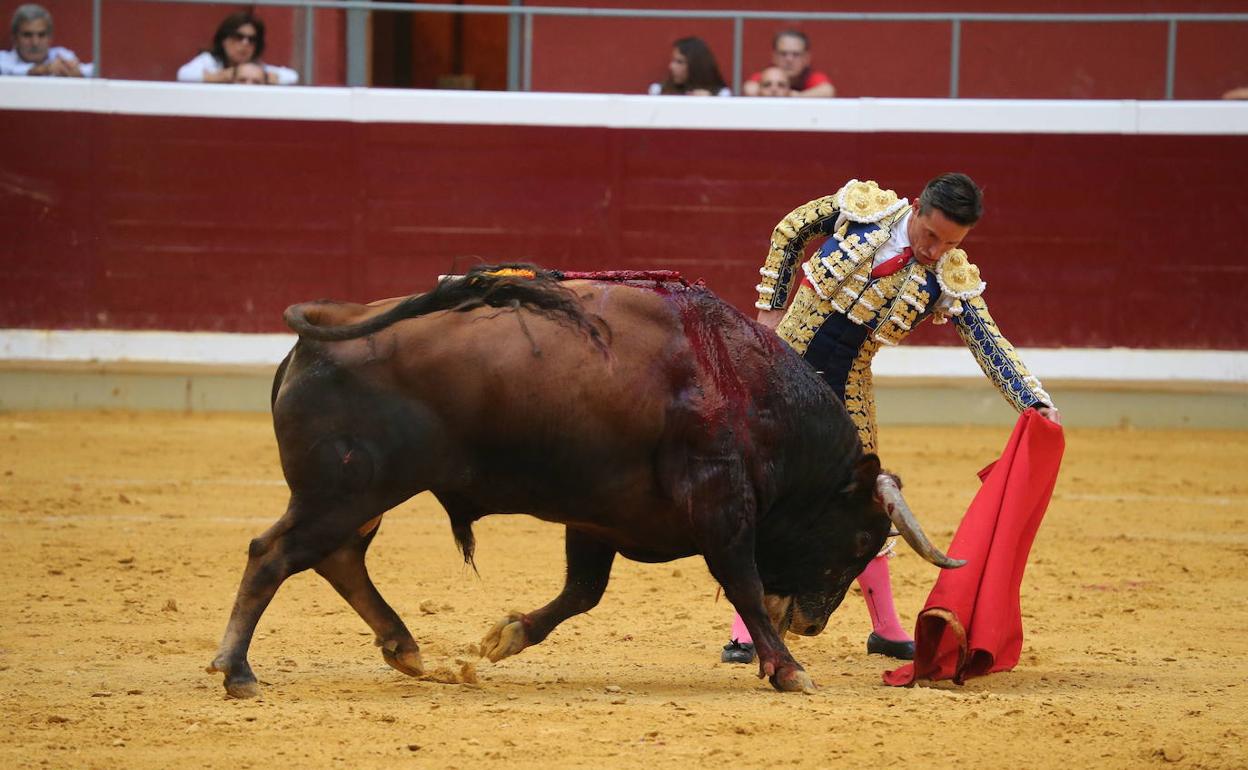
0,47,94,76
871,201,912,270
647,82,732,97
177,51,298,85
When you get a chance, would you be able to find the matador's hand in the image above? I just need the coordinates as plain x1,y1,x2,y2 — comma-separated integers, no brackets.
1037,406,1062,425
756,308,785,330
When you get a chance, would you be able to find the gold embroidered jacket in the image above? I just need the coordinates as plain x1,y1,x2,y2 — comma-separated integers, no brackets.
754,180,1052,451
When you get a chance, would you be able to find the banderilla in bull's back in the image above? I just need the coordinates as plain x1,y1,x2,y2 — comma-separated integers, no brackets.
207,263,962,698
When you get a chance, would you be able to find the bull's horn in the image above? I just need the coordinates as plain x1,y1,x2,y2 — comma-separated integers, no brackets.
875,474,966,569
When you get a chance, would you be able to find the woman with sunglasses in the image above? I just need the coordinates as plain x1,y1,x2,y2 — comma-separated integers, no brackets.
177,11,298,85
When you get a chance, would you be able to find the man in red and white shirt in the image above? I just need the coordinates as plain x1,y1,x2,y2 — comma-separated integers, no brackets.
742,30,834,98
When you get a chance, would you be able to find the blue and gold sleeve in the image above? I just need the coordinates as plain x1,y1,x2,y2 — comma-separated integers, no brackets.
953,295,1053,411
755,196,839,310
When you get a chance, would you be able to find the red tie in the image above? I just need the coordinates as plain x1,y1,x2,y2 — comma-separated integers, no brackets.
871,247,913,279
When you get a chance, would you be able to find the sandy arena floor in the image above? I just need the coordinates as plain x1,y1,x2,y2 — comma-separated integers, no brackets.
0,411,1245,769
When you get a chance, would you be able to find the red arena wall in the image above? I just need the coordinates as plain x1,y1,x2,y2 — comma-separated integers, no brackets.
1,84,1246,351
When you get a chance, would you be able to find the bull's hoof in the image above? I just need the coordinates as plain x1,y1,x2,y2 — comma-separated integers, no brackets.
379,639,425,678
225,678,261,699
770,667,816,694
208,656,260,699
480,612,528,662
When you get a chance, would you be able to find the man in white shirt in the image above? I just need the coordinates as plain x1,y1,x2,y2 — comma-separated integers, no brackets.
0,4,92,77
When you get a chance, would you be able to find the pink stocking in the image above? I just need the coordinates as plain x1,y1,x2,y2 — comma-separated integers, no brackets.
729,612,753,644
857,555,912,642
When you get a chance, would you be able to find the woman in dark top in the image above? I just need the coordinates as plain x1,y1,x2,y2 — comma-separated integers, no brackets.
648,36,731,97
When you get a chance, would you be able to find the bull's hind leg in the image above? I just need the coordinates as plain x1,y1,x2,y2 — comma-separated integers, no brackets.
208,499,385,698
313,517,423,678
481,527,616,662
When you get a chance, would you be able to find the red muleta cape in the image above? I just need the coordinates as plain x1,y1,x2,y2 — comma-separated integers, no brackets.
883,408,1065,686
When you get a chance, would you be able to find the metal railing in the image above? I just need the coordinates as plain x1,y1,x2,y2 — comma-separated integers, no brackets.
91,1,1248,99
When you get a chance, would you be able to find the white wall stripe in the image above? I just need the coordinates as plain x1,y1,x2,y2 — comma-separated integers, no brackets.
0,329,295,367
3,78,1246,135
2,329,1244,384
872,345,1248,384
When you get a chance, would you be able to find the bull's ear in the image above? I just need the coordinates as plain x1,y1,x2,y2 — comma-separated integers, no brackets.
857,453,882,486
843,453,882,498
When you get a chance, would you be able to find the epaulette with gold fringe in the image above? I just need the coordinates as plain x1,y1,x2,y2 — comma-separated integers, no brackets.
834,179,908,224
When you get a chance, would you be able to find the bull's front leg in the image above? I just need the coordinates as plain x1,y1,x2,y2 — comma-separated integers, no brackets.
481,527,615,662
705,554,815,693
689,459,814,693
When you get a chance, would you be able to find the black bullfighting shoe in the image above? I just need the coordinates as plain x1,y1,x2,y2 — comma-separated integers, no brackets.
720,639,756,664
867,632,915,660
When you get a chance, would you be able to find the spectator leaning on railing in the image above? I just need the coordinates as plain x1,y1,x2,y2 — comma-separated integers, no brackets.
647,36,731,97
741,29,833,98
0,3,93,77
177,11,297,85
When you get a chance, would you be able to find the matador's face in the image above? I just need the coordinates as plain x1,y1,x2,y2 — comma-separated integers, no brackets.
907,200,972,267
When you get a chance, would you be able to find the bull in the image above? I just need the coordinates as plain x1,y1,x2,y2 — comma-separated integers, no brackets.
208,265,960,698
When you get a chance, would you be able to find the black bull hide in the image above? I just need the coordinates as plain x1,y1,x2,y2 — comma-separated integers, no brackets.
208,266,894,698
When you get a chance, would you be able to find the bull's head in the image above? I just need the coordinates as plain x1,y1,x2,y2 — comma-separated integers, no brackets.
768,454,964,638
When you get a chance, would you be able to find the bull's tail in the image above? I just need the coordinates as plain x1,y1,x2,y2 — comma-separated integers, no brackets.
283,263,608,351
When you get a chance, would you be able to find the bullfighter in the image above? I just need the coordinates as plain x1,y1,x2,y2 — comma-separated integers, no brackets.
720,172,1061,664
